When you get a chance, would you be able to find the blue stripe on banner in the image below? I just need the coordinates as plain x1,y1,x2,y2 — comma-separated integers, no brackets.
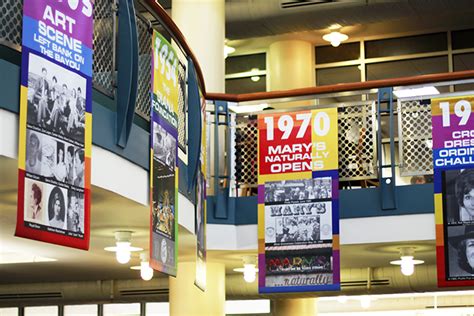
433,169,443,194
332,199,339,235
20,50,30,87
85,81,93,113
22,16,93,77
260,284,340,294
312,170,338,178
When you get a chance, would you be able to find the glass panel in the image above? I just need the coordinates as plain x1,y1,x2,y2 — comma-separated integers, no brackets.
145,302,169,316
64,305,98,315
453,53,474,92
365,33,447,58
225,76,266,94
316,66,361,86
103,303,140,316
225,53,266,74
452,29,474,50
366,56,448,81
315,42,360,64
0,308,19,316
24,306,58,316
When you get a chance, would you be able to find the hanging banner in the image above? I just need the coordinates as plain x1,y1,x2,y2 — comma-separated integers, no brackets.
432,95,474,287
195,97,207,291
150,31,179,276
257,109,340,293
16,0,93,249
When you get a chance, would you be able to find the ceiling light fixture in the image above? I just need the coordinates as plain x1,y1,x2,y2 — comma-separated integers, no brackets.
250,67,261,82
104,231,143,264
233,256,258,283
323,31,348,47
131,252,154,281
393,86,440,98
390,247,424,276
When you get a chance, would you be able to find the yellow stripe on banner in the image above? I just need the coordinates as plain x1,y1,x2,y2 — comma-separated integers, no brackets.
312,108,338,171
332,235,340,250
18,86,28,170
84,113,92,158
258,204,265,239
431,95,474,116
434,193,444,225
258,172,312,185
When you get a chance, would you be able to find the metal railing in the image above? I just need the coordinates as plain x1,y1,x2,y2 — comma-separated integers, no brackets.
0,0,189,151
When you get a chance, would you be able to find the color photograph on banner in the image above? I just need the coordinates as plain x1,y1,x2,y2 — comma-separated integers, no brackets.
150,30,179,277
432,96,474,287
195,96,208,291
16,0,93,249
257,109,340,293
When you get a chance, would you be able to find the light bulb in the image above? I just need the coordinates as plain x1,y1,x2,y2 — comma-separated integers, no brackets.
243,264,256,283
251,76,260,82
331,40,341,47
140,261,154,281
400,256,415,276
116,241,131,264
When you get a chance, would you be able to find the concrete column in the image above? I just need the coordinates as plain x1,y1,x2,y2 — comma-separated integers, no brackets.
273,298,317,316
169,261,226,316
268,40,315,91
172,0,225,93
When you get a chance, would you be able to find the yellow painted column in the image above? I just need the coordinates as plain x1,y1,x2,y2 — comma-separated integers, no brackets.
169,261,225,316
273,298,317,316
268,40,315,91
172,0,225,93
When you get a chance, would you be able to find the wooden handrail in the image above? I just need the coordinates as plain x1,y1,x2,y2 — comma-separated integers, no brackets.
207,70,474,102
144,0,207,95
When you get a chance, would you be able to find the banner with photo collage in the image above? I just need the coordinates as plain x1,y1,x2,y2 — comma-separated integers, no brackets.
258,109,340,293
195,95,207,291
16,0,93,249
432,95,474,287
150,31,179,276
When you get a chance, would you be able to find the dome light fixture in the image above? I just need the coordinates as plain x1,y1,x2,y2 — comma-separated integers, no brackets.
233,256,258,283
131,252,154,281
104,231,143,264
250,68,261,82
390,247,424,276
322,31,348,47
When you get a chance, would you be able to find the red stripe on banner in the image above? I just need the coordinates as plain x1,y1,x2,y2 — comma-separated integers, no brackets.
84,157,91,189
436,245,446,287
15,169,26,235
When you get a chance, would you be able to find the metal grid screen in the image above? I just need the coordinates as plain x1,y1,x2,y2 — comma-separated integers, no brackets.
135,16,152,120
93,0,115,96
234,117,258,188
398,99,433,176
338,102,378,181
0,0,22,47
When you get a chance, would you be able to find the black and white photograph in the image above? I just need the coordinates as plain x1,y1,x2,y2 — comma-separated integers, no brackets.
26,53,86,143
25,129,43,175
447,225,474,279
153,122,176,170
264,177,332,203
443,169,474,224
152,159,175,239
24,178,45,225
67,190,84,234
265,201,332,244
46,185,67,230
27,131,79,186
